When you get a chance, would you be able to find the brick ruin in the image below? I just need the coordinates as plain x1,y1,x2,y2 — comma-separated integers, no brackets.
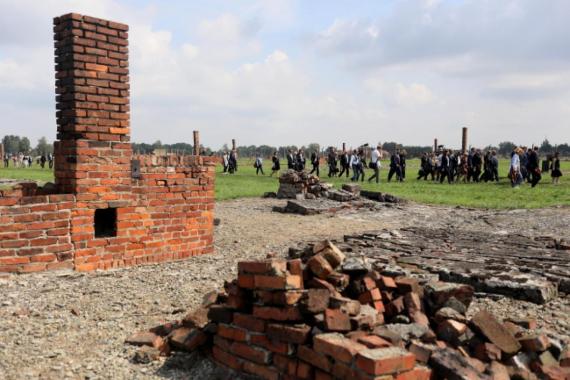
127,240,570,380
0,13,215,273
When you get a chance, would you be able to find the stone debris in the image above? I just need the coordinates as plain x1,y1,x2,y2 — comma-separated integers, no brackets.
275,170,402,215
127,241,570,379
340,227,568,304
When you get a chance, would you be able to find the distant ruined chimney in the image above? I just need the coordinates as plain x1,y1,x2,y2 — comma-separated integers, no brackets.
462,127,468,154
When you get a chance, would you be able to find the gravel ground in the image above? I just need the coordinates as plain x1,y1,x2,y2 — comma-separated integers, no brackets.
1,198,569,380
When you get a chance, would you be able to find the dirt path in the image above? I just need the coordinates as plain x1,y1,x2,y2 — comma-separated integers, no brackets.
1,199,569,379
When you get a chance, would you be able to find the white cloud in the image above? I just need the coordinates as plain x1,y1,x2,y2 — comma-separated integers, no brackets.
0,0,569,149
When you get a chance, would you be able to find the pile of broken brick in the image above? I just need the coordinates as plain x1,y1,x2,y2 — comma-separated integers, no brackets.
276,170,333,200
126,241,570,379
271,170,402,215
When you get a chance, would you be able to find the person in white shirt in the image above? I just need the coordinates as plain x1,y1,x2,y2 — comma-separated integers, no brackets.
368,145,382,183
349,150,360,181
510,147,523,187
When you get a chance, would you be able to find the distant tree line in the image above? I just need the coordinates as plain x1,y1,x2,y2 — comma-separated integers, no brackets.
1,135,52,156
131,140,213,156
3,135,570,159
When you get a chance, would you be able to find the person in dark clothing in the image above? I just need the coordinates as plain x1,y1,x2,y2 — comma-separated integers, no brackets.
338,150,350,178
296,150,306,171
40,154,47,169
522,148,531,182
528,147,541,187
439,150,451,183
270,151,280,177
466,148,475,182
357,149,366,182
417,152,429,180
481,151,491,182
387,150,402,182
551,152,562,185
309,152,320,176
327,148,338,177
449,151,458,183
471,150,482,182
286,150,295,170
456,153,468,183
228,150,238,174
489,150,499,182
400,150,407,181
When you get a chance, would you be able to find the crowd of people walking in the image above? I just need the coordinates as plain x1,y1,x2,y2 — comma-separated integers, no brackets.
2,153,53,169
509,147,563,188
221,144,564,189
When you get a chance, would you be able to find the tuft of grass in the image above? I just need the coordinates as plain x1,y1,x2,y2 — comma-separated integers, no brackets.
2,159,569,209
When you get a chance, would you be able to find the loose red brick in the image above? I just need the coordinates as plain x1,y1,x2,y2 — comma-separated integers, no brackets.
395,365,432,380
404,292,422,314
267,323,311,344
233,313,266,333
238,260,287,275
471,310,521,355
300,288,330,313
253,306,303,322
330,296,361,316
437,319,467,342
125,332,163,348
319,243,346,268
324,308,351,332
408,341,437,364
298,345,333,372
168,327,207,352
231,342,272,364
307,254,334,279
395,278,422,294
217,324,248,342
358,288,382,304
518,333,550,352
357,335,393,349
313,333,367,363
212,346,242,371
242,361,280,380
355,347,416,376
254,274,302,290
237,273,255,289
474,342,502,362
287,258,303,275
250,333,293,355
331,361,357,379
296,360,313,379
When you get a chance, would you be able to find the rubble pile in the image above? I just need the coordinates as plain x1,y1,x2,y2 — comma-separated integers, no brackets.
277,170,333,199
127,241,570,379
275,171,402,215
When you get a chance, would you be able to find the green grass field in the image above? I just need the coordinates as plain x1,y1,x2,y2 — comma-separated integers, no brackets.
216,158,570,209
0,164,54,185
1,159,569,208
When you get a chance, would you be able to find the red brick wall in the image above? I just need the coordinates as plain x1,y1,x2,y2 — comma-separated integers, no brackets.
0,13,215,273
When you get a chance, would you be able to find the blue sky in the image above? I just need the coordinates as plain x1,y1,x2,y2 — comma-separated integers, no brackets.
1,0,569,150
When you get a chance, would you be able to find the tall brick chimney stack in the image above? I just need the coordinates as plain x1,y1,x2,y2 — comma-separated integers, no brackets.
53,13,131,201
